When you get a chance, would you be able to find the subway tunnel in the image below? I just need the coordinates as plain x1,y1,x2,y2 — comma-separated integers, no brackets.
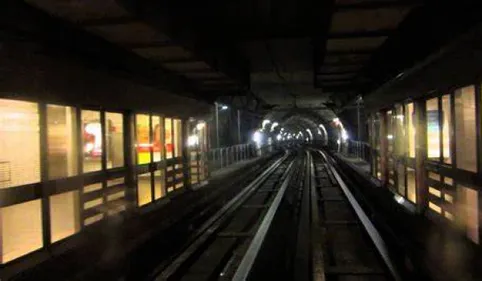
0,1,482,280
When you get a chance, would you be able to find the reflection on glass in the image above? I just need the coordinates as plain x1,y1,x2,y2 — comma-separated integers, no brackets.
152,116,163,162
174,119,183,158
426,98,440,161
106,112,124,169
47,105,78,179
137,172,152,206
455,86,476,172
406,103,416,158
0,99,40,188
50,191,80,242
154,170,165,200
136,114,151,165
165,118,173,159
441,95,452,164
82,110,102,173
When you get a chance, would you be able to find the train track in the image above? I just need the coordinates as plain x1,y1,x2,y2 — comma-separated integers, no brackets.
148,148,401,281
150,151,302,281
307,149,400,281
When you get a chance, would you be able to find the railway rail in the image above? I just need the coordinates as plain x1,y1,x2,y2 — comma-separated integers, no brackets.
148,148,401,281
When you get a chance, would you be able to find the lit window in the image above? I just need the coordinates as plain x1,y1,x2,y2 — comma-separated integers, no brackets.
136,114,151,165
457,185,479,244
174,119,183,158
82,110,102,173
426,98,440,161
50,191,80,242
1,200,42,262
165,118,173,159
0,99,40,188
441,95,452,164
47,105,78,179
137,172,152,206
406,103,415,158
455,86,476,172
105,112,124,168
152,116,163,162
154,170,165,200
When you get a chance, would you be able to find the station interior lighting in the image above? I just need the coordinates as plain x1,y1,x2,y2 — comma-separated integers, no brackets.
270,122,279,132
220,104,228,110
305,128,313,139
276,134,282,141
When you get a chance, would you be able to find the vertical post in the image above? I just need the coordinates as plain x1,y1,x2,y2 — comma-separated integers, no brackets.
237,110,241,144
415,100,428,213
357,97,362,141
215,102,220,148
100,111,108,215
39,103,51,248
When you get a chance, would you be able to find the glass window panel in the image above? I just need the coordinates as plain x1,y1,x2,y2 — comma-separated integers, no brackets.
165,118,173,159
82,110,102,173
406,103,416,158
386,110,394,154
428,172,440,181
47,105,78,179
395,105,405,156
429,202,442,214
136,114,151,165
455,86,476,172
0,99,40,188
174,119,183,158
457,185,479,244
137,172,152,206
154,170,165,200
441,95,452,164
407,167,416,203
426,98,440,161
84,213,104,226
429,187,441,197
397,163,405,196
50,191,80,243
152,116,163,162
1,199,42,263
105,112,124,169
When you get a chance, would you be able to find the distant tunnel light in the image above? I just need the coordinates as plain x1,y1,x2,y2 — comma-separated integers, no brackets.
220,105,228,110
252,130,263,145
341,129,349,141
187,135,199,147
262,119,271,128
196,122,206,130
305,128,313,139
276,134,282,141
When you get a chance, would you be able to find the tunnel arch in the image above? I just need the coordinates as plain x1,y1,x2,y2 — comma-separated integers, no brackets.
258,108,342,145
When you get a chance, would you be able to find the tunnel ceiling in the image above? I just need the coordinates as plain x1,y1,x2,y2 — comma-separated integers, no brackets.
19,1,482,115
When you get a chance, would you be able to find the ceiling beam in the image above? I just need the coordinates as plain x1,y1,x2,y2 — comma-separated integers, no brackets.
328,29,394,39
335,0,422,11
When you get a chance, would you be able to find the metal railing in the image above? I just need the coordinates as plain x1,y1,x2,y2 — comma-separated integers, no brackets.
208,143,257,171
341,140,372,164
